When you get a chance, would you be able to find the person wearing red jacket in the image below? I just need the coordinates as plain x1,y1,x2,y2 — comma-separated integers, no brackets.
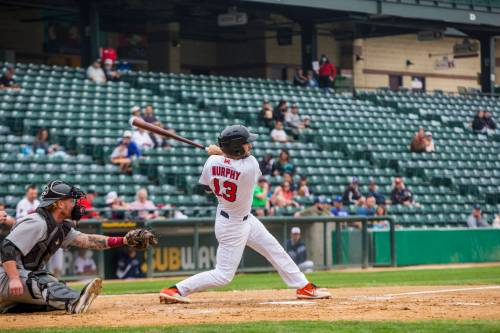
78,190,99,220
318,54,337,89
100,48,117,65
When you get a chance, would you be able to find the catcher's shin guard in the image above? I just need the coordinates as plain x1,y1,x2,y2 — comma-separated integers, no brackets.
26,271,80,311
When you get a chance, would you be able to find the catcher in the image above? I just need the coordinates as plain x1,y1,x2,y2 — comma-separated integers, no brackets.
0,180,157,314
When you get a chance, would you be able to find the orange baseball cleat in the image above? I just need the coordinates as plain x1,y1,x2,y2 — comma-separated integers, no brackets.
296,283,331,299
159,286,191,304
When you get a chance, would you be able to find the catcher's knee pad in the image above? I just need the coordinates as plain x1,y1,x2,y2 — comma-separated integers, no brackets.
26,271,80,310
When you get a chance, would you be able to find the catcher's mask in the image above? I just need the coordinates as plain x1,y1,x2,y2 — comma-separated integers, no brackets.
39,180,87,222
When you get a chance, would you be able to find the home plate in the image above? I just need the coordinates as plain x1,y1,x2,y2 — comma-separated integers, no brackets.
260,301,316,305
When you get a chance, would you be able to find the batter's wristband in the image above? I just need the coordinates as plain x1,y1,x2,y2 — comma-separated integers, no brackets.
107,237,125,248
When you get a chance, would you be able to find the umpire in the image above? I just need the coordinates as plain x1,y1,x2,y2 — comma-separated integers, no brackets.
0,180,157,314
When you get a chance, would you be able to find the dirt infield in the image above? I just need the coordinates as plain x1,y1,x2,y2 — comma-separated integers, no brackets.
2,285,499,328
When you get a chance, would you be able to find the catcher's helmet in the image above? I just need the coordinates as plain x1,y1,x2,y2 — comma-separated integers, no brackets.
218,125,257,157
39,180,85,208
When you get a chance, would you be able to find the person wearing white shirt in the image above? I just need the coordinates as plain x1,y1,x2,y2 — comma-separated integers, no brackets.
132,128,154,150
285,104,304,129
424,132,435,152
16,185,40,219
86,59,106,84
129,188,157,220
270,121,289,142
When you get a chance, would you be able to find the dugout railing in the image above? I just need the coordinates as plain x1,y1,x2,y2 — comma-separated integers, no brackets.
69,215,396,279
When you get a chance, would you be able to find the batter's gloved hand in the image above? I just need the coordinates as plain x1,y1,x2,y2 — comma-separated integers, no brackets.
206,144,223,156
125,229,158,249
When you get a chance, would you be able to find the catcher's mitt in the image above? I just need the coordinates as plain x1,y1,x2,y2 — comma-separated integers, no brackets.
125,229,158,249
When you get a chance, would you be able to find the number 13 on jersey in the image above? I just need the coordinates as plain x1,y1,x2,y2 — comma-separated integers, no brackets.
213,178,238,202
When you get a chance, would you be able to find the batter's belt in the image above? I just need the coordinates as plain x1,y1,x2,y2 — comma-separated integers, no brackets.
220,210,248,221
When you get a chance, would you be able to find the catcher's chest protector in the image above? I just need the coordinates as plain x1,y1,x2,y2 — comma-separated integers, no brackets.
21,208,73,271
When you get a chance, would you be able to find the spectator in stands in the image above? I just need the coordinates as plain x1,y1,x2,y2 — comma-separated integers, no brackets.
132,127,154,151
131,105,142,118
73,249,97,275
105,191,130,220
273,99,288,123
303,115,311,128
272,149,295,176
307,70,318,88
103,58,121,82
410,127,427,153
367,179,386,205
296,176,311,197
129,106,142,130
111,130,141,173
372,204,389,229
16,184,39,219
79,190,99,220
285,103,306,139
142,105,163,147
390,177,413,206
142,105,159,124
357,195,377,216
471,110,488,133
471,109,497,134
32,128,67,157
293,66,308,87
100,47,117,66
467,204,490,228
342,177,363,205
0,202,15,227
130,188,158,220
270,121,289,143
281,172,295,190
286,227,314,272
331,196,349,217
260,99,274,129
259,153,274,175
271,181,299,208
86,59,106,84
116,248,143,279
0,64,20,90
253,177,271,217
484,111,497,133
424,131,435,152
32,128,50,154
318,54,337,91
294,196,331,217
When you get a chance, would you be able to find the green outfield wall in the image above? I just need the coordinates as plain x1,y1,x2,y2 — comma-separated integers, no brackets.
372,228,500,266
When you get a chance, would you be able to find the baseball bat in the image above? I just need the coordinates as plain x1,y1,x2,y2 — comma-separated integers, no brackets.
129,116,206,150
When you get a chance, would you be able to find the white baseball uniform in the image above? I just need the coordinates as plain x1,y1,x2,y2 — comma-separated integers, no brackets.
176,154,309,296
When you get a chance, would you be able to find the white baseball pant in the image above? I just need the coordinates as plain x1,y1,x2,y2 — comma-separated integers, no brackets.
176,212,309,296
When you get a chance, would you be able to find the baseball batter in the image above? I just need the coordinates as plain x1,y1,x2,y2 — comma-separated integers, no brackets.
159,125,331,303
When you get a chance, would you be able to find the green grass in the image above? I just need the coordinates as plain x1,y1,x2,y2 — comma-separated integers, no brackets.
4,321,500,333
72,265,500,295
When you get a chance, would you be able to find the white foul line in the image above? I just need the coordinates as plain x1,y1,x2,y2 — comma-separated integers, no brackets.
384,285,500,297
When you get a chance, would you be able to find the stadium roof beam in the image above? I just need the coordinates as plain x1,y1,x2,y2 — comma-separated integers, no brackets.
0,0,76,12
241,0,500,29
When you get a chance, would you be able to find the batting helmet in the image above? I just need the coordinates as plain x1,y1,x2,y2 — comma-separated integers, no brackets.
218,125,257,157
